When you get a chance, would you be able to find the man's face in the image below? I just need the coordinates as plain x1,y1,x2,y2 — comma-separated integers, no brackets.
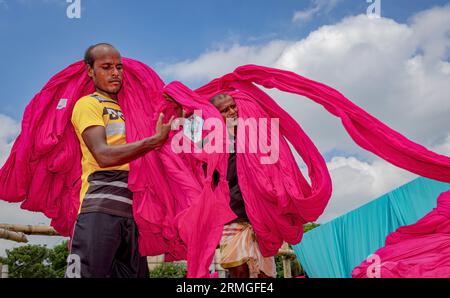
163,94,183,118
212,95,238,121
87,46,123,95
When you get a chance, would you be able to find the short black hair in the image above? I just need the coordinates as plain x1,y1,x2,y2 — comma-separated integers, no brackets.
84,43,116,67
210,93,230,105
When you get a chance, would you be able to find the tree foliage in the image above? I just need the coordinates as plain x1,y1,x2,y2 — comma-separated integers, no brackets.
149,262,187,278
304,222,321,233
2,241,69,278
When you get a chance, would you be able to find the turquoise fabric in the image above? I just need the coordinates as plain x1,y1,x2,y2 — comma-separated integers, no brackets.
292,177,450,278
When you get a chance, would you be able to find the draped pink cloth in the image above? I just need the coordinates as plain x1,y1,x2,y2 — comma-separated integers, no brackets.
352,190,450,278
1,61,450,277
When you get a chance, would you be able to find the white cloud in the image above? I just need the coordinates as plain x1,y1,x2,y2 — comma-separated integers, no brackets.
410,5,450,64
162,4,450,222
317,132,450,223
292,0,342,23
317,156,417,223
162,41,292,84
0,114,20,166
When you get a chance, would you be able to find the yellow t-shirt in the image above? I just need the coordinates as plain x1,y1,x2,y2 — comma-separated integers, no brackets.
71,92,132,217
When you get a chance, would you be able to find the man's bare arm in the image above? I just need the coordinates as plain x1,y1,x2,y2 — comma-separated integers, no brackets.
82,113,174,168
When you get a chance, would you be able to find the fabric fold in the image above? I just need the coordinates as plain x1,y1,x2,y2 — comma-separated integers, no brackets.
1,62,450,277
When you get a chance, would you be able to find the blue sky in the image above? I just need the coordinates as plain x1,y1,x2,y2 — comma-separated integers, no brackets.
0,0,449,120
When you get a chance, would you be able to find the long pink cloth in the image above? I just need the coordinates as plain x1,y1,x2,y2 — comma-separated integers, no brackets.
352,190,450,278
1,61,450,277
191,64,450,258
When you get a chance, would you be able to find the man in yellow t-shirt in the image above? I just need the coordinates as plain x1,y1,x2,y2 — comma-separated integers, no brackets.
66,43,174,278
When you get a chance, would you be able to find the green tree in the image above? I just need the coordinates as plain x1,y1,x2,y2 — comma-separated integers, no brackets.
2,241,69,278
149,262,187,278
4,244,55,278
303,222,321,233
48,241,69,278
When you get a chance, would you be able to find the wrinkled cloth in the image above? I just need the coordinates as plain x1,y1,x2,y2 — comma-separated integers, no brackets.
219,222,277,278
191,65,450,257
0,59,235,277
2,62,450,278
352,190,450,278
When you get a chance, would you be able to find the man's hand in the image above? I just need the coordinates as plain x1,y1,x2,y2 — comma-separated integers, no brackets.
163,92,184,118
152,112,174,146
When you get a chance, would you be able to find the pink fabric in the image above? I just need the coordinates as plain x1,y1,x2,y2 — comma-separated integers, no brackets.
197,65,450,183
191,64,450,257
210,272,219,278
352,190,450,278
1,62,450,277
138,82,236,277
0,61,93,234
